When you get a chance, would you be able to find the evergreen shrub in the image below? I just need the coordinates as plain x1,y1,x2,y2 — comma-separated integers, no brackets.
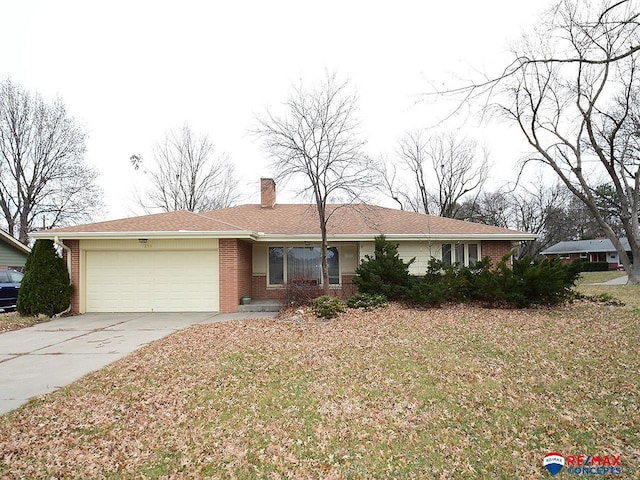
17,239,73,317
346,293,388,310
353,235,414,300
311,295,347,319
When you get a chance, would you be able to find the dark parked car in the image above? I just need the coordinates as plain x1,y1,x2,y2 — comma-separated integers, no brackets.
0,269,24,311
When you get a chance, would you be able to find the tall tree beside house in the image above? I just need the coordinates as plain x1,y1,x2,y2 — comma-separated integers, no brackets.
255,72,371,295
17,239,72,317
458,180,620,257
433,0,640,283
379,130,489,218
131,124,240,213
0,78,102,243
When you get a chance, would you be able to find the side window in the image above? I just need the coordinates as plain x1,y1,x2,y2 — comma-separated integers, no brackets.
268,247,284,285
442,244,452,266
0,271,9,283
327,246,340,284
455,244,466,266
468,244,478,265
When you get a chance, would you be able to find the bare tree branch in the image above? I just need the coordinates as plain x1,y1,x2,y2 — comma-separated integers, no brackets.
381,130,488,218
134,124,240,213
432,0,640,282
254,71,372,294
0,78,102,243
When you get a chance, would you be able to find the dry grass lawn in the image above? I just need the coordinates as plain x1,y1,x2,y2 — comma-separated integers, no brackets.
0,299,638,479
576,270,627,285
0,312,50,333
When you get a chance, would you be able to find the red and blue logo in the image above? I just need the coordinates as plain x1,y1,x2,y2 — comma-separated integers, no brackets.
544,452,565,476
544,452,622,475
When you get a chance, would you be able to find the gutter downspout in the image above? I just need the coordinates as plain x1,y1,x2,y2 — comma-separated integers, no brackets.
54,236,72,317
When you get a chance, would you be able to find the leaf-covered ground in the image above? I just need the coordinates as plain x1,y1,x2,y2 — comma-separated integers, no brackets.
0,312,49,333
0,302,638,479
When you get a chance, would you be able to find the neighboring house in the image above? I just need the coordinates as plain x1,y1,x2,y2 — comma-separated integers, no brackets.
541,238,632,270
0,229,31,270
30,178,536,314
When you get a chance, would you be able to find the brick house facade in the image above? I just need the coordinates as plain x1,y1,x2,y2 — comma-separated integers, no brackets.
35,179,534,314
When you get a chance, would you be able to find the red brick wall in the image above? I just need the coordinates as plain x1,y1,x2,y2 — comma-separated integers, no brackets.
219,239,253,313
252,275,279,299
251,273,357,301
237,240,252,301
219,239,237,313
481,240,515,267
261,178,276,208
63,240,81,314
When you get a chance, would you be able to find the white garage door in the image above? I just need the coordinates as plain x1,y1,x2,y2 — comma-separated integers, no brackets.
85,250,219,312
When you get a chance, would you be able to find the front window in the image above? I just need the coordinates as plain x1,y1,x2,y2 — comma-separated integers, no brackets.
268,247,284,285
442,243,479,267
268,245,340,286
468,244,478,265
455,244,466,266
442,244,452,266
287,247,321,284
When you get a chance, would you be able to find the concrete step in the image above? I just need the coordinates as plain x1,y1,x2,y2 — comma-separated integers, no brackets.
237,300,281,312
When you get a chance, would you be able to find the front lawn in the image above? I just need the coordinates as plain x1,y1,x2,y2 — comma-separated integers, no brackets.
0,302,638,479
576,270,627,285
0,312,49,333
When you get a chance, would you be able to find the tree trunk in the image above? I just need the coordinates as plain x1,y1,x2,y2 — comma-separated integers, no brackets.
19,215,30,244
320,223,330,296
627,251,640,284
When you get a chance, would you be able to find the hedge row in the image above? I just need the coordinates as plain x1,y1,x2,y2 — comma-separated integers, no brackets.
577,261,610,272
354,236,582,308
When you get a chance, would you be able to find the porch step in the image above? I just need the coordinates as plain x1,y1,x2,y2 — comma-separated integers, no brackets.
237,299,281,312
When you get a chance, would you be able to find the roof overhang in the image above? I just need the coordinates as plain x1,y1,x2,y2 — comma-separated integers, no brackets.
252,233,538,242
29,230,259,241
29,231,537,243
0,230,31,254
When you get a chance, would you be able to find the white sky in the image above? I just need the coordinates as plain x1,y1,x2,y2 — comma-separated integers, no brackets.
1,0,556,221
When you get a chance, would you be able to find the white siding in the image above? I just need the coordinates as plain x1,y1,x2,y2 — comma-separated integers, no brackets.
252,244,267,274
339,243,358,274
397,241,441,275
359,242,375,262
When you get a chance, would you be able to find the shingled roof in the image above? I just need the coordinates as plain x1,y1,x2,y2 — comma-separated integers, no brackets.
541,237,630,255
32,203,534,240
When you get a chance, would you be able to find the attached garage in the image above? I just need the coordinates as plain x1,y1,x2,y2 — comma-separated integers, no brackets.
81,239,219,312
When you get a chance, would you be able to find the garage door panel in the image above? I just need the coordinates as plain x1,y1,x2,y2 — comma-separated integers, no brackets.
85,250,218,312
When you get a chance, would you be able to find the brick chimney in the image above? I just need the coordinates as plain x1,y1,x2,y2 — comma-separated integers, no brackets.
261,178,276,208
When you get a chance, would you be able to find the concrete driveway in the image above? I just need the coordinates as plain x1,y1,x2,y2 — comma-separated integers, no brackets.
0,311,277,415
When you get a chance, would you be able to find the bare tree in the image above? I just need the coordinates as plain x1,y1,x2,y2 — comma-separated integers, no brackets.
462,177,632,258
458,190,512,229
510,182,575,257
382,130,489,218
132,124,240,213
434,0,640,282
255,72,370,294
396,130,431,213
427,133,489,218
0,78,102,243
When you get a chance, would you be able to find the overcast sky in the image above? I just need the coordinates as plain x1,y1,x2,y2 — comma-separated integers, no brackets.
1,0,556,221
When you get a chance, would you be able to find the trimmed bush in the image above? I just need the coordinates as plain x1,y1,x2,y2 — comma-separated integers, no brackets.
312,295,347,319
496,255,582,307
346,293,388,310
17,239,73,317
405,255,581,308
353,235,414,300
578,261,609,272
